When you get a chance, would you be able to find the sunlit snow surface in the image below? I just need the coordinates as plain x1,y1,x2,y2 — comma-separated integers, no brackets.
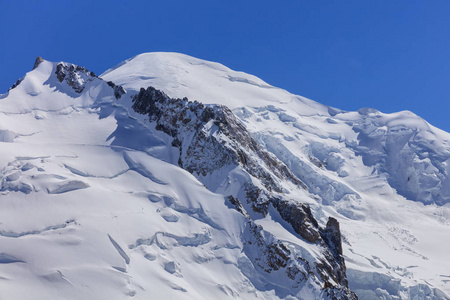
0,53,449,299
0,59,329,300
103,53,450,299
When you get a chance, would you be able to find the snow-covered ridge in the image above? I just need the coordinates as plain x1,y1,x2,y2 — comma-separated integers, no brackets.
101,52,330,115
0,56,358,299
1,53,450,299
103,52,450,299
103,52,450,207
129,85,357,298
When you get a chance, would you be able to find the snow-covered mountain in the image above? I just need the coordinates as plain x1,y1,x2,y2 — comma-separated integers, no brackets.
1,53,449,299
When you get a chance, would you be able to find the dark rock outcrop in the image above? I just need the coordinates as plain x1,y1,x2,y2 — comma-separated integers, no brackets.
132,86,305,192
106,81,126,99
51,61,126,99
55,63,97,93
274,200,321,243
132,85,356,299
229,196,357,299
8,77,24,91
318,217,349,289
33,56,45,70
227,196,313,290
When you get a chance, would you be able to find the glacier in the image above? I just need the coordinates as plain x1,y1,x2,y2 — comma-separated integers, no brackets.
0,53,449,299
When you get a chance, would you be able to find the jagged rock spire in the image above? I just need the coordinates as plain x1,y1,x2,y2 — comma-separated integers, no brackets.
33,56,45,70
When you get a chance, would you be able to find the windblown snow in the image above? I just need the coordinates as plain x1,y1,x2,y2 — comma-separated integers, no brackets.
0,53,449,299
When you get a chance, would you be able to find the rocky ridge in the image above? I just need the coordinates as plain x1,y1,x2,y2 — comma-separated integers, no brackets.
5,53,449,299
131,86,357,299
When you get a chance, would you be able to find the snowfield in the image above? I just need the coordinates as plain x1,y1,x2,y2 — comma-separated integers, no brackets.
0,53,449,299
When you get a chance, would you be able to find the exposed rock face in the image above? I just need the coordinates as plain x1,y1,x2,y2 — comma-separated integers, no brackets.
33,56,45,70
132,86,305,192
274,199,352,292
132,86,357,299
227,196,315,291
322,218,344,263
229,195,357,299
106,81,126,99
318,218,348,289
8,77,24,91
55,62,97,93
9,57,44,91
50,61,126,99
274,200,321,243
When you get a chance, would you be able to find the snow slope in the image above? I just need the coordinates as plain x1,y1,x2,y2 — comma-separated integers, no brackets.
0,52,449,299
0,57,355,299
102,52,450,299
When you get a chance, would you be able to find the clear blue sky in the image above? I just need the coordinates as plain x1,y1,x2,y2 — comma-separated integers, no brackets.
1,1,449,132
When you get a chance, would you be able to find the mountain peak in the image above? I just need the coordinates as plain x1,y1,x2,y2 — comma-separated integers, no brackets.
0,53,449,299
2,58,125,115
33,56,45,70
101,52,331,116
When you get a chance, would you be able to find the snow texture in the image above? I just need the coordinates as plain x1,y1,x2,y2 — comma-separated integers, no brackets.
0,53,449,299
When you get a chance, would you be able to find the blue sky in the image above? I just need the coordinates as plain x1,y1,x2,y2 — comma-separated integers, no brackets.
1,1,449,132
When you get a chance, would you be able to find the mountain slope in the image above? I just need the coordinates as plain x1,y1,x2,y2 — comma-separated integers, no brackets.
102,52,450,299
0,52,449,299
0,57,357,299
